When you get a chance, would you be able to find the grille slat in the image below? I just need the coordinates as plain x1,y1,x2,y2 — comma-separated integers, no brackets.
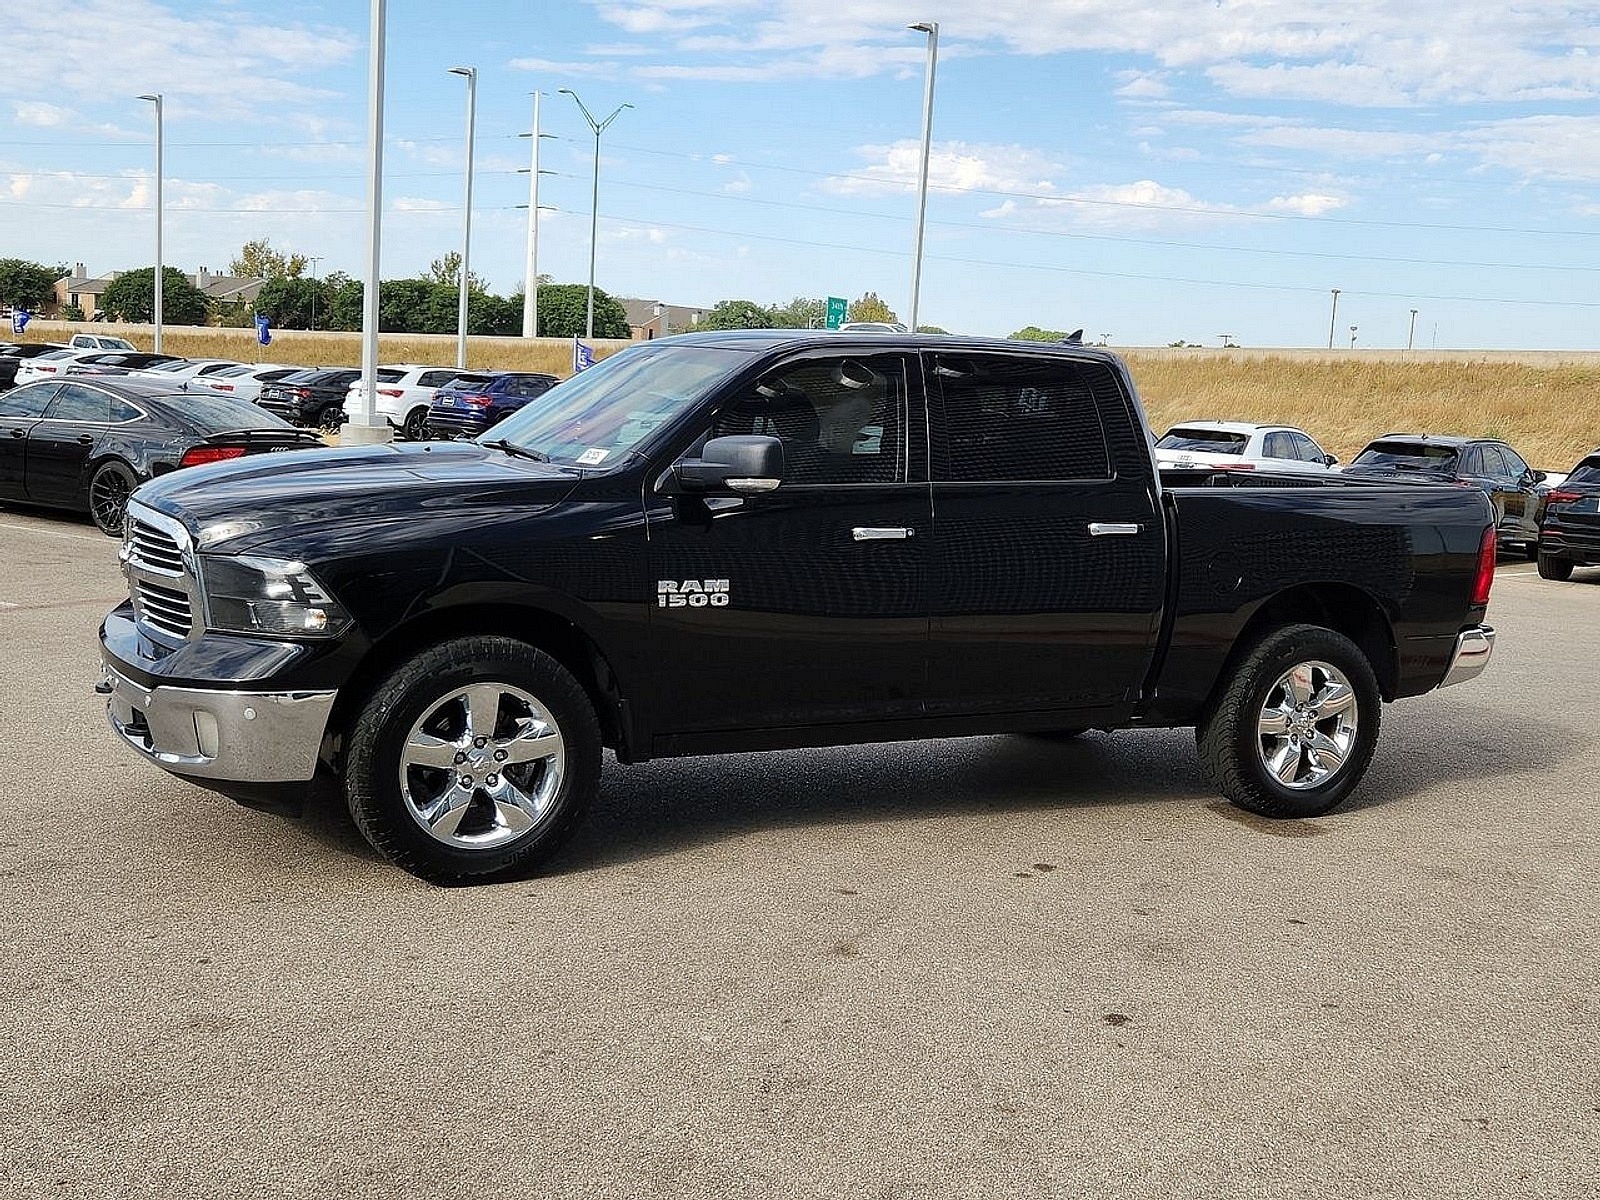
127,519,184,574
134,581,192,639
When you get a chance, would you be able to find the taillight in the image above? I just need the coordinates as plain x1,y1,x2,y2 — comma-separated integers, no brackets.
180,446,248,468
39,365,57,373
378,387,404,398
1470,526,1496,607
212,383,234,391
461,393,492,407
297,388,312,399
1545,489,1582,505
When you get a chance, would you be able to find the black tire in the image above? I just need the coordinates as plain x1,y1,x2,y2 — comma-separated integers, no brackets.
344,637,601,884
1196,623,1381,819
317,402,345,432
402,407,430,441
88,459,138,537
1537,551,1574,581
1523,541,1540,562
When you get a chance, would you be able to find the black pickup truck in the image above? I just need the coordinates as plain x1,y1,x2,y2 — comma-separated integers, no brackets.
99,332,1499,883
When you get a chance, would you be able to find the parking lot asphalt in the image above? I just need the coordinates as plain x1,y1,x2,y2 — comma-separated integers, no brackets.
0,506,1595,1199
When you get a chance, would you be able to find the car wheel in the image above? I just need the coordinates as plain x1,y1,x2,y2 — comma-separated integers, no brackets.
1196,623,1381,819
1537,551,1574,581
317,402,345,432
344,636,602,884
402,407,430,441
88,459,139,537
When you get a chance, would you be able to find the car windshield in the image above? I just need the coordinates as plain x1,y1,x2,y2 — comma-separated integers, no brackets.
155,391,289,431
1157,428,1248,454
1352,441,1459,471
143,360,193,373
484,342,752,466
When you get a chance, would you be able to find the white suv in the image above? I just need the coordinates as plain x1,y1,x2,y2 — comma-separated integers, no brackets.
1154,421,1339,475
344,365,490,440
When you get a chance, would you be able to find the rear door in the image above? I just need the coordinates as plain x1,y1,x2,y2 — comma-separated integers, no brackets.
924,350,1165,719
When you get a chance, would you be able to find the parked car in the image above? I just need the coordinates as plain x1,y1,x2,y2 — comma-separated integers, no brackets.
1154,421,1339,474
122,358,244,385
0,377,324,536
1534,450,1600,580
63,351,184,377
192,363,305,404
13,349,88,387
344,365,478,440
1342,434,1545,556
98,331,1498,883
0,342,71,392
69,334,138,352
425,372,556,440
257,367,361,430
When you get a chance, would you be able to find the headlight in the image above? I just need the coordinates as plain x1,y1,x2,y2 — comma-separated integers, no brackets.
199,555,351,638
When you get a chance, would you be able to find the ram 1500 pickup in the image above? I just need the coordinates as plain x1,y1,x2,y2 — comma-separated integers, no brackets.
99,332,1499,883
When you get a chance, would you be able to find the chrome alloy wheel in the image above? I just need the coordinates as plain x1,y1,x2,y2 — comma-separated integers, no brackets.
398,683,566,850
1255,659,1359,791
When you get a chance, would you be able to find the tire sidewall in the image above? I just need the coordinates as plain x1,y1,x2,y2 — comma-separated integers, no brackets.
346,638,601,883
89,459,137,537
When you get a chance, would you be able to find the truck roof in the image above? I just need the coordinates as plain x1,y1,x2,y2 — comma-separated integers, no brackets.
655,328,1126,363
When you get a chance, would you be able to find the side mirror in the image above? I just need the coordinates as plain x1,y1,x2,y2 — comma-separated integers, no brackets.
1323,454,1339,466
1529,469,1547,485
672,435,784,495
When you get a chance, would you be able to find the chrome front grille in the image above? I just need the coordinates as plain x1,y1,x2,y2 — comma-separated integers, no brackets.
126,517,185,575
134,581,193,639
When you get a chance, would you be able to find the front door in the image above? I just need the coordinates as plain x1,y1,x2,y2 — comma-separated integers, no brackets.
25,382,116,506
0,383,58,500
645,349,930,736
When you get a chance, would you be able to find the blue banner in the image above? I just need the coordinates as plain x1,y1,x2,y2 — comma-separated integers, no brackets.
572,337,594,372
254,313,272,346
11,309,30,335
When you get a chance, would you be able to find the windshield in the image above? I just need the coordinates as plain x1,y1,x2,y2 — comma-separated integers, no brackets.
1156,428,1248,454
143,359,193,373
483,342,752,466
1352,441,1459,471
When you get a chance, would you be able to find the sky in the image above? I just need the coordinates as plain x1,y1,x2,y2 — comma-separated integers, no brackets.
4,1,1600,349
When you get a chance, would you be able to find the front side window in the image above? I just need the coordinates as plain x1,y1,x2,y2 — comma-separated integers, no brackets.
0,383,58,419
932,353,1113,482
711,354,907,486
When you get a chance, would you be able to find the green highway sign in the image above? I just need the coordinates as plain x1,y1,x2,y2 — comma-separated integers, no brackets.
825,296,847,329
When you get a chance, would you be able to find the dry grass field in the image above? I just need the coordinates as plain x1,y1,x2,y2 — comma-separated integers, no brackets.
20,321,1600,470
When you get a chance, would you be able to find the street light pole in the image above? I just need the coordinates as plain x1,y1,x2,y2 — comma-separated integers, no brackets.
448,65,476,370
1326,288,1340,350
346,0,392,446
1408,308,1419,352
308,255,322,331
907,21,939,335
520,92,555,339
137,93,163,352
559,89,631,340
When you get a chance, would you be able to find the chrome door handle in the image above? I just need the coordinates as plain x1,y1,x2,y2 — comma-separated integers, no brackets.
853,527,913,541
1088,522,1143,536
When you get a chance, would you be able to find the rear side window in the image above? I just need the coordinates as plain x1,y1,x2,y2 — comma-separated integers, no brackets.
932,353,1113,482
1156,428,1248,454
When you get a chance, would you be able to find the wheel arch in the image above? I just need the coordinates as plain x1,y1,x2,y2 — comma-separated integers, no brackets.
1215,582,1398,705
325,602,639,767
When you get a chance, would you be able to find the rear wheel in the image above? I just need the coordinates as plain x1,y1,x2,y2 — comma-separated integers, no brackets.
1537,551,1574,581
1197,624,1381,819
88,459,138,537
317,402,345,432
344,636,601,884
402,406,430,441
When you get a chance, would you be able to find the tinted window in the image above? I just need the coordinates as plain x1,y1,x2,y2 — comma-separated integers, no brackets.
1497,444,1529,477
933,353,1113,482
110,398,142,422
1352,441,1459,471
301,369,360,387
43,383,112,423
1289,433,1323,462
1566,458,1600,485
1263,432,1293,459
1460,446,1486,474
376,368,405,383
1156,428,1247,454
420,371,458,388
513,377,555,398
151,393,289,431
0,383,58,418
712,354,907,486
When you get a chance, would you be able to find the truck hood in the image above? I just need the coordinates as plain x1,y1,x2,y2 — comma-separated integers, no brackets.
134,441,584,553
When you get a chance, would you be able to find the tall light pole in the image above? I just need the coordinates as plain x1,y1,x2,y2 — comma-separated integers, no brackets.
448,65,476,370
1408,308,1419,352
308,255,322,331
519,92,556,339
907,21,939,335
137,93,163,352
345,0,392,446
559,88,631,340
1326,288,1340,350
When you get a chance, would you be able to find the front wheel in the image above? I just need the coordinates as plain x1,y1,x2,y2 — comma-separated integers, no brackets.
317,402,345,432
1537,551,1574,581
344,637,602,883
1196,624,1381,819
402,407,430,441
88,459,138,537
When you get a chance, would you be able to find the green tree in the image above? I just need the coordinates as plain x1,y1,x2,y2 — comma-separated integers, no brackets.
425,252,488,293
60,303,86,321
229,238,307,280
698,299,773,331
328,277,365,331
536,283,630,339
847,292,896,324
1010,326,1072,342
769,296,825,329
100,267,210,325
255,276,332,330
916,324,948,334
0,258,67,310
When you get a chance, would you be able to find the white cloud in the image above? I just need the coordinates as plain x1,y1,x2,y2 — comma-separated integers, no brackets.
508,56,624,79
823,141,1064,198
14,102,72,128
1266,193,1349,216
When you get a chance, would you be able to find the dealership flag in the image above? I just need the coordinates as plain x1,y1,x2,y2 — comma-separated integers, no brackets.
11,309,30,335
254,313,272,346
573,338,595,373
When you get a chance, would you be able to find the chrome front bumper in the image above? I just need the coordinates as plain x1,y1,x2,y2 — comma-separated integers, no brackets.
1439,624,1495,689
102,664,335,783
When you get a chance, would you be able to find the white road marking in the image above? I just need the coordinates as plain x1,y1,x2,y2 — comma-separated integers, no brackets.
0,520,105,544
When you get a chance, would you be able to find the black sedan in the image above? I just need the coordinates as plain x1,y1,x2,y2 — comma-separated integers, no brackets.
257,366,360,430
425,371,557,440
1535,451,1600,580
0,377,324,536
1343,434,1546,557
